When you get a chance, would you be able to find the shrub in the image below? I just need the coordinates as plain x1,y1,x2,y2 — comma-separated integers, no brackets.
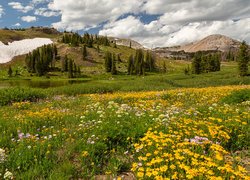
0,87,46,106
221,89,250,104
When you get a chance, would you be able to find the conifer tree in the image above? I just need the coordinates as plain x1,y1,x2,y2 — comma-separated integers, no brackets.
135,49,145,75
127,55,134,75
82,45,87,60
104,51,112,72
68,59,74,78
8,66,13,77
117,54,122,62
163,61,167,73
238,41,249,76
192,52,202,74
111,53,117,75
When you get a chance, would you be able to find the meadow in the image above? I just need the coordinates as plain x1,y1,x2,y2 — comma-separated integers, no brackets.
0,85,249,179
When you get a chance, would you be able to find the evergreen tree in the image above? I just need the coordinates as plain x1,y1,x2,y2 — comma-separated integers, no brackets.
62,55,69,72
77,66,81,77
145,50,156,72
214,53,221,71
68,59,74,78
134,49,145,75
192,52,202,74
163,61,167,73
104,51,112,72
82,45,87,60
238,41,249,76
117,54,122,62
8,66,13,77
111,53,117,75
35,60,43,76
73,62,77,73
127,55,134,75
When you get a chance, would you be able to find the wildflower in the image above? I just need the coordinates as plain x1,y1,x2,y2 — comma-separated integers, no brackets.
82,151,89,157
4,171,13,179
137,171,144,178
0,148,6,163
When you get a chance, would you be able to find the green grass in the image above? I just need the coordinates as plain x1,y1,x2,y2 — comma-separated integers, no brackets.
0,86,249,179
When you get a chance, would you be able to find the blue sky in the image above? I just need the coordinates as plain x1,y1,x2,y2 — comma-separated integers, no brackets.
0,0,249,47
0,0,60,28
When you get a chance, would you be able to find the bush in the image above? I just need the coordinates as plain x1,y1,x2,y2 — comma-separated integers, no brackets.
0,87,46,106
221,89,250,104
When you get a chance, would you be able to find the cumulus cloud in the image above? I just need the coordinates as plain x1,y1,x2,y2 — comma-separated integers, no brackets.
13,23,21,27
49,0,250,46
49,0,143,30
0,5,4,18
21,16,37,22
34,8,60,17
31,0,51,5
8,2,33,13
100,0,250,47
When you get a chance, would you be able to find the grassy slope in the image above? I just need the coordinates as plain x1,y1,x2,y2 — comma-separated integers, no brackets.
0,28,60,43
0,29,249,93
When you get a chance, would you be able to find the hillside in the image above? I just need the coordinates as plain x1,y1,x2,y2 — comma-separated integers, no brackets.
154,34,246,59
0,27,60,44
108,37,144,49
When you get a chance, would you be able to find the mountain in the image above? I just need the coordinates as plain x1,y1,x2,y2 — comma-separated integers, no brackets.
108,37,144,49
153,34,247,60
155,34,242,53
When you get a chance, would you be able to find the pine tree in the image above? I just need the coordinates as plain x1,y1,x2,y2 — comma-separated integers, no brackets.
135,49,144,75
192,52,202,74
82,45,87,60
238,41,249,76
127,55,134,75
8,66,13,77
35,60,43,76
77,66,81,77
68,59,74,78
64,55,69,72
104,51,112,72
214,53,221,71
163,61,167,73
117,54,122,62
111,53,117,75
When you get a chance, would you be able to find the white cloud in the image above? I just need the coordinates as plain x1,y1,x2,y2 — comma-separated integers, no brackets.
21,16,37,22
100,0,250,47
8,2,33,13
0,5,4,18
34,8,60,17
48,0,250,46
31,0,51,5
49,0,143,30
13,23,21,27
100,16,250,48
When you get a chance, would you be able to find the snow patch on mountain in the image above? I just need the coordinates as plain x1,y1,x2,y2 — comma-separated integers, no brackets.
0,38,53,64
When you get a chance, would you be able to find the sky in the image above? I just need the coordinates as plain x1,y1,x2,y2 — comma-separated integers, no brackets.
0,0,249,48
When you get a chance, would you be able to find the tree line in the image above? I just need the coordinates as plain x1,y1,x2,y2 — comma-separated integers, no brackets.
62,32,110,47
191,52,221,74
61,55,81,78
25,44,58,76
104,49,156,75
